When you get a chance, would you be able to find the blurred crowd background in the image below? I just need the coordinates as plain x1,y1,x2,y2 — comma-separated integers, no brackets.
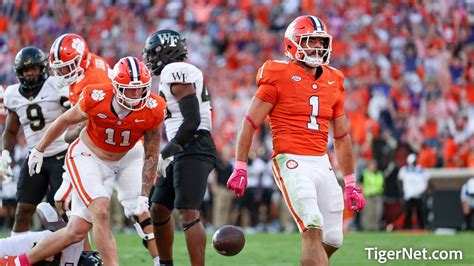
0,0,474,234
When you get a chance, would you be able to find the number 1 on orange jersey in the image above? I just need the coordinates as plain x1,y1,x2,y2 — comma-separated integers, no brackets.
307,95,320,130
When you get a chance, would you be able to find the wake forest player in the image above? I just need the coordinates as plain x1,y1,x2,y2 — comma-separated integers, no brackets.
1,46,69,234
143,29,216,265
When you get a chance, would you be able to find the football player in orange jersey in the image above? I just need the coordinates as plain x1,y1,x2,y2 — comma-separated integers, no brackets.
16,57,166,266
49,33,112,107
48,33,113,214
227,16,366,266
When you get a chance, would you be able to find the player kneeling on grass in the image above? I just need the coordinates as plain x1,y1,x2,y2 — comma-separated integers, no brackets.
227,15,366,266
15,57,166,266
0,202,102,265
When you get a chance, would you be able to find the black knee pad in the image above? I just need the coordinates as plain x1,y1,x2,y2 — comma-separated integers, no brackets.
182,217,201,232
152,216,171,227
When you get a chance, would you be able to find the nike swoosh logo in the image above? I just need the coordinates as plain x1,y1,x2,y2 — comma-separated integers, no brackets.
135,119,145,123
41,95,49,99
328,81,336,85
56,155,65,160
239,176,245,187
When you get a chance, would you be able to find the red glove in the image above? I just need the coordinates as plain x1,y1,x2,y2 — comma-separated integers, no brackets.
344,174,366,211
226,161,248,197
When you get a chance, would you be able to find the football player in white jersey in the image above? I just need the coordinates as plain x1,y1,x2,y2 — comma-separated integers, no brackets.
143,29,217,266
1,46,69,234
0,202,102,266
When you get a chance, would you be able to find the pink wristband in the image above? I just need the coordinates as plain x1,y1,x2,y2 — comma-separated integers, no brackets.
235,160,247,170
18,253,31,266
343,174,356,186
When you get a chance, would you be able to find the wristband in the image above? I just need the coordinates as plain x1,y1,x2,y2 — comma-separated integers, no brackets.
235,160,247,170
343,173,356,186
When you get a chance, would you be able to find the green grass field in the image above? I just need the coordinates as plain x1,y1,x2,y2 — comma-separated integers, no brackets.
114,231,474,265
2,231,473,265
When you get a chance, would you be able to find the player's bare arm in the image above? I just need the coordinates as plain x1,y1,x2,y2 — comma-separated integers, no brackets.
235,96,273,161
64,122,86,143
331,114,354,176
2,110,20,152
36,104,88,152
142,126,161,195
1,110,20,180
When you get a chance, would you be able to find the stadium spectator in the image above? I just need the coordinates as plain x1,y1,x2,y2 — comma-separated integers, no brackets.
398,154,430,229
360,160,384,231
209,145,235,229
461,177,474,230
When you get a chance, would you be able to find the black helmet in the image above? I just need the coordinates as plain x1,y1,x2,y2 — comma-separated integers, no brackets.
78,251,103,266
14,46,49,90
142,29,187,76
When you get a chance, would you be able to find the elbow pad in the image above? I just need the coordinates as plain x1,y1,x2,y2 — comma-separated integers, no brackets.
174,94,201,146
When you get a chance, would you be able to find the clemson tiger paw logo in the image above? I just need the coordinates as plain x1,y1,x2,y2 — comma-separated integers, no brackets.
91,90,105,101
286,159,298,169
146,98,158,109
71,38,85,54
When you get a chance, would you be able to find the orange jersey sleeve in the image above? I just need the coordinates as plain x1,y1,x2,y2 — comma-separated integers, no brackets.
331,67,346,118
69,53,111,106
81,85,166,153
255,60,346,157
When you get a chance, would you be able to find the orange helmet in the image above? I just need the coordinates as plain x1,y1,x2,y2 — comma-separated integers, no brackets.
49,33,90,85
284,15,332,67
112,56,152,111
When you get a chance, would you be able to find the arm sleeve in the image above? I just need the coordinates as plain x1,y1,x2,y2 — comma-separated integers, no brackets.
173,94,201,146
160,94,200,158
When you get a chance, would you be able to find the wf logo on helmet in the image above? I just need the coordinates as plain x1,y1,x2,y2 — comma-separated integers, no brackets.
286,159,298,169
158,33,179,47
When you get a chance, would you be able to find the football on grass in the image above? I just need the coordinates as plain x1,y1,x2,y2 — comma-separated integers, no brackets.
212,225,245,256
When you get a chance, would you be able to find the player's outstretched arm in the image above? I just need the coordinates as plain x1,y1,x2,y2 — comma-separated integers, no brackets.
35,104,87,152
142,125,161,196
28,104,88,176
331,115,366,211
227,96,273,197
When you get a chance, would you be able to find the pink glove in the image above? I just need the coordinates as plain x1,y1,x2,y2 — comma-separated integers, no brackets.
344,174,366,211
226,161,248,197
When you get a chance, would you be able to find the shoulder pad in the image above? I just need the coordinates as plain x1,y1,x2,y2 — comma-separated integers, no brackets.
327,66,345,80
161,62,202,84
82,83,112,102
145,94,167,125
325,66,345,92
3,84,20,108
90,53,111,72
43,76,63,88
256,60,289,86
